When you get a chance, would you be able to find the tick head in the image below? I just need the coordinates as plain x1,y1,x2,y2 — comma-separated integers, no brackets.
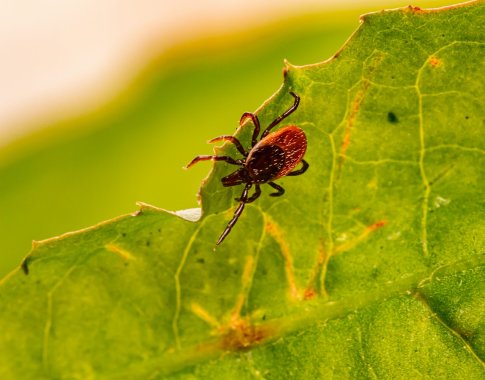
221,168,248,187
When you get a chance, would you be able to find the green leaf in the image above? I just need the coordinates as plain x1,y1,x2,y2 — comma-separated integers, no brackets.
1,2,484,378
0,8,361,279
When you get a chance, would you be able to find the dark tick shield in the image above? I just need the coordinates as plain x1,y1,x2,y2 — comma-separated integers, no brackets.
186,92,309,246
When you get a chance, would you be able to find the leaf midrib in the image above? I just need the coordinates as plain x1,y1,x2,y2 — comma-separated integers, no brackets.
113,252,485,378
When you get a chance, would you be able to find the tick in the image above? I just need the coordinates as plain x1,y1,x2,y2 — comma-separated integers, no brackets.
186,91,308,245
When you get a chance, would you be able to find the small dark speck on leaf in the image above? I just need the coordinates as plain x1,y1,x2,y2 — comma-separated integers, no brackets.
282,66,289,78
465,115,469,120
262,315,266,321
371,267,380,279
122,232,126,237
233,270,239,275
197,258,205,264
21,258,30,275
157,228,161,233
387,112,398,123
146,241,151,247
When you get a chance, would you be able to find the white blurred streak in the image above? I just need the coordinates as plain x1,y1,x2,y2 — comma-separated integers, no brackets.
0,0,404,147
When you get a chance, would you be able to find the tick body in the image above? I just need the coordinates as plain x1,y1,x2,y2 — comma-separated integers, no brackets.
186,92,308,245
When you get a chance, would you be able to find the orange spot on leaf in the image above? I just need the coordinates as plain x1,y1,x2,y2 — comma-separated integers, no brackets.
366,220,387,232
304,288,317,300
221,319,271,350
429,56,442,67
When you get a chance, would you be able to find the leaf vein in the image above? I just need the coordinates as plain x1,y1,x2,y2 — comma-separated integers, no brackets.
43,265,78,371
172,222,205,349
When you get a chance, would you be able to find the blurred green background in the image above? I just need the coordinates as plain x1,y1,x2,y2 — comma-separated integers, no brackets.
0,1,451,278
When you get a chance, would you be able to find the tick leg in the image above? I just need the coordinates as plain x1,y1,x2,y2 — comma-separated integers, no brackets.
261,92,300,138
235,184,260,203
185,155,243,169
246,184,261,203
287,159,309,176
268,182,285,197
217,183,252,245
240,112,261,147
208,135,247,156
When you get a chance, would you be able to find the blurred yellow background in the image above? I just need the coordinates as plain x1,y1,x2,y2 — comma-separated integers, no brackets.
0,0,452,277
